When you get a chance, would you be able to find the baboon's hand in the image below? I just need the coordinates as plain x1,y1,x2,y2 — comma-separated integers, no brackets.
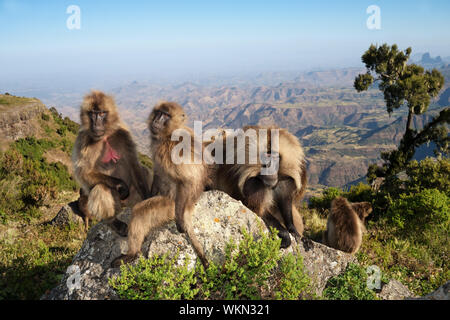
111,219,128,237
115,180,129,200
288,225,301,240
176,220,186,233
111,254,137,268
279,235,292,249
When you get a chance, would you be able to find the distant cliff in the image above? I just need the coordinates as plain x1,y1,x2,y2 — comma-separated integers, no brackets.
0,94,48,142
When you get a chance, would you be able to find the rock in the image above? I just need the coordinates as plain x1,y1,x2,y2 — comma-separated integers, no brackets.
46,202,84,227
293,238,356,296
0,101,47,141
371,177,385,191
378,279,414,300
42,191,355,300
418,281,449,300
142,190,266,267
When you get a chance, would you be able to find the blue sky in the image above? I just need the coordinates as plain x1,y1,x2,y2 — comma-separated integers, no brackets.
1,0,450,82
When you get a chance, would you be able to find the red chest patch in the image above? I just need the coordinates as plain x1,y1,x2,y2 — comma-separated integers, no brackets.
102,137,121,164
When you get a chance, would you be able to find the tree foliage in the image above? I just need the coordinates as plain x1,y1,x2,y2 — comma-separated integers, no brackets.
355,44,449,179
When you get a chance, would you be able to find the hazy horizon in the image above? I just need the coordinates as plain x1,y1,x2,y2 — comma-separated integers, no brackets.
2,0,450,92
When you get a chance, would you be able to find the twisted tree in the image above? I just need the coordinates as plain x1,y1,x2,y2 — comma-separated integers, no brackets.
354,44,449,182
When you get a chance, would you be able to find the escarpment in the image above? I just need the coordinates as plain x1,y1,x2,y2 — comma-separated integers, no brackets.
0,96,48,141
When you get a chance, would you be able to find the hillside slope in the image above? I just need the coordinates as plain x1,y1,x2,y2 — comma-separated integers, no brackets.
0,94,84,299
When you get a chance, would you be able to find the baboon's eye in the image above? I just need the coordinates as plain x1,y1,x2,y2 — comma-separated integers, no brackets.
161,111,171,118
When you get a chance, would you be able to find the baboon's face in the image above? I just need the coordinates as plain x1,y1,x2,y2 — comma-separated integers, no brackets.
258,151,280,188
88,110,108,139
149,103,185,138
352,202,373,220
150,109,172,136
364,204,373,216
256,173,278,188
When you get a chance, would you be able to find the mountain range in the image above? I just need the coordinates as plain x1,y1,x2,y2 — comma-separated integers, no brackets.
14,63,450,194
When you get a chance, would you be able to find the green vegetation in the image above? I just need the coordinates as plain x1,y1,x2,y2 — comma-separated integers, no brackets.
0,105,81,224
323,263,383,300
0,101,85,300
350,44,449,296
49,107,79,137
110,228,313,300
404,158,450,194
138,152,153,169
309,187,342,213
0,137,77,223
387,188,448,231
308,157,449,296
0,222,84,299
355,44,449,180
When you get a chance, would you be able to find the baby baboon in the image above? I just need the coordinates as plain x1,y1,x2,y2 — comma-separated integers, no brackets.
112,101,211,268
212,125,307,248
323,197,372,254
72,90,152,231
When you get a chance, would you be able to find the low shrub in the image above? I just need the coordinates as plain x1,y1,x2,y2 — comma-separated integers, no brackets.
109,228,313,300
309,187,342,212
405,158,450,195
323,263,380,300
0,137,77,222
387,188,449,232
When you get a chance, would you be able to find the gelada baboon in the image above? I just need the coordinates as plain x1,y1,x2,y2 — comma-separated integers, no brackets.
72,90,152,231
112,101,211,268
212,125,307,248
323,197,372,254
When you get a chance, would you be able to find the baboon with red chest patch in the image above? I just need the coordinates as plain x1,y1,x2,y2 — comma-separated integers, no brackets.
72,90,152,232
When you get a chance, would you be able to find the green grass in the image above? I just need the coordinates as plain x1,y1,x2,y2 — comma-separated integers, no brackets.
138,152,153,169
0,94,37,109
357,217,449,296
0,219,84,299
301,206,327,242
0,97,32,105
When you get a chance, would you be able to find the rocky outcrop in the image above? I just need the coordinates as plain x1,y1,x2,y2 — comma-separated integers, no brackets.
0,100,47,141
42,191,357,300
418,281,449,300
378,280,414,300
46,202,84,227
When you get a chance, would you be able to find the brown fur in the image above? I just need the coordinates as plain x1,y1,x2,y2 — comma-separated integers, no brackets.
72,90,152,230
112,101,210,267
323,197,372,254
212,125,307,248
